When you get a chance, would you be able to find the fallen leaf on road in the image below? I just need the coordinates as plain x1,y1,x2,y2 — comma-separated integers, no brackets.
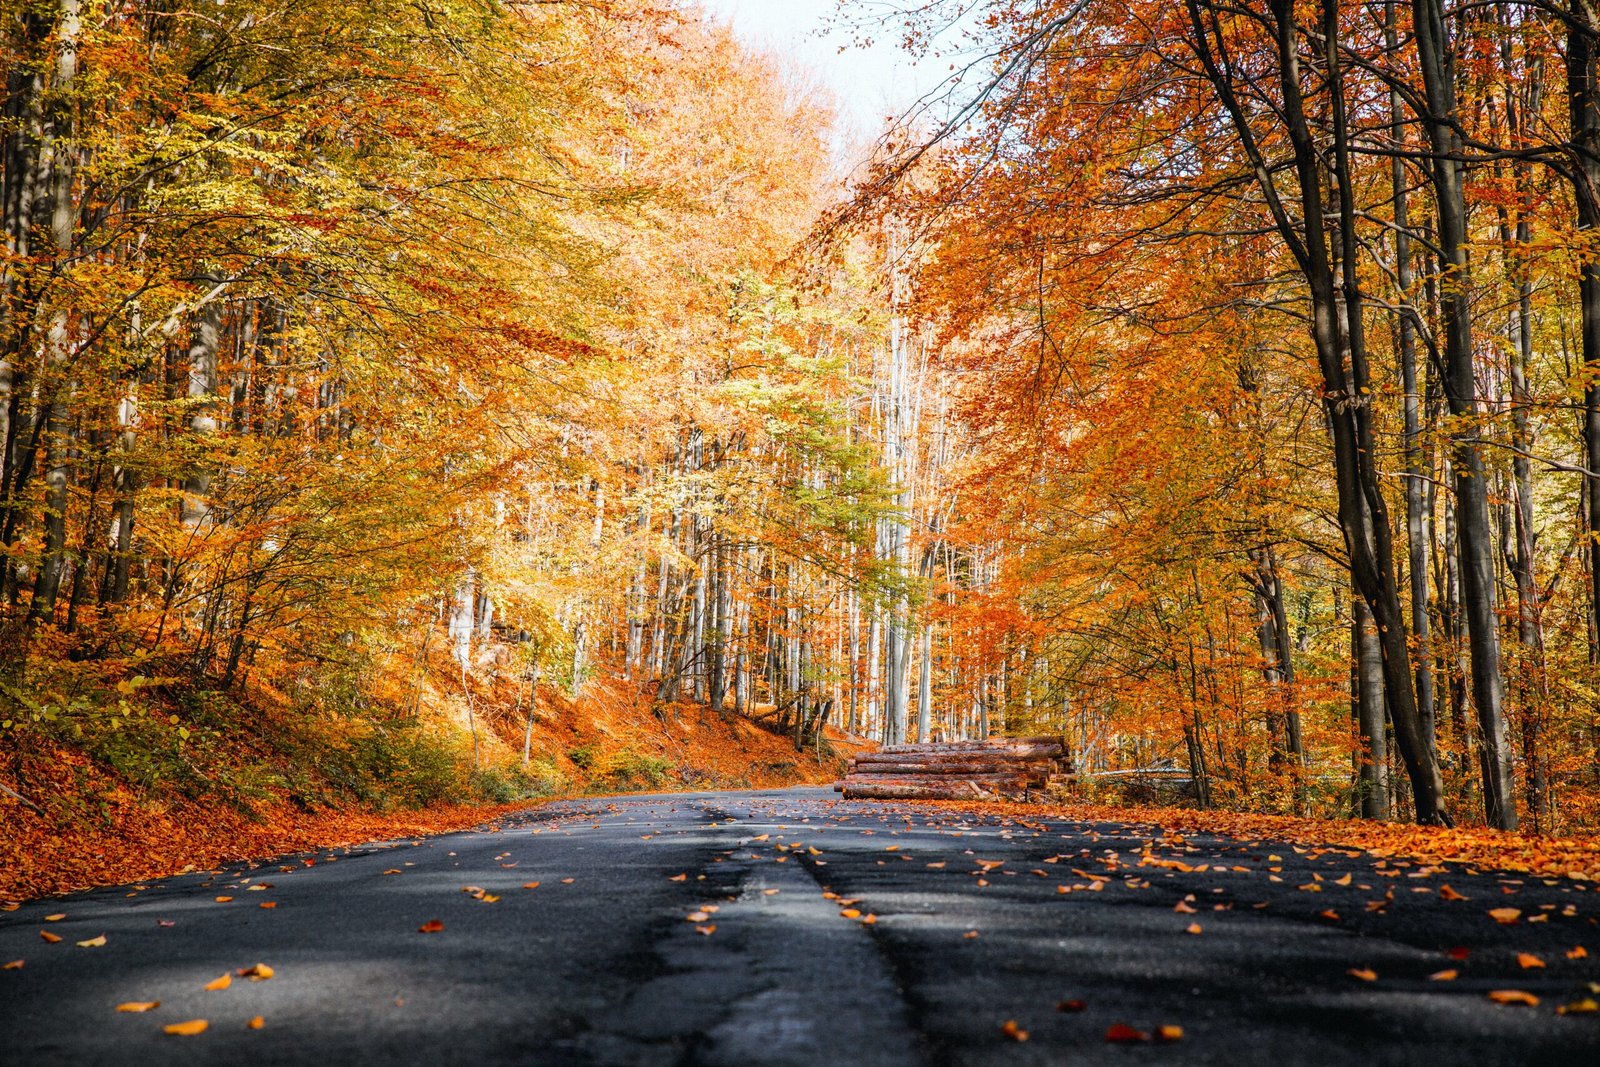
1428,969,1458,981
1000,1020,1028,1042
1320,910,1340,921
840,908,861,919
1334,874,1352,887
1156,1025,1184,1043
383,869,402,875
214,897,233,903
239,963,273,980
964,930,979,939
695,924,716,936
258,902,276,909
163,1020,207,1036
1185,923,1202,935
44,913,64,922
1105,1024,1150,1044
38,931,60,944
1174,901,1197,914
204,974,231,991
418,920,444,933
116,1002,159,1012
247,1016,264,1030
2,960,21,970
1448,947,1471,960
1348,968,1378,982
1557,999,1599,1016
157,921,175,928
1488,907,1521,924
1517,952,1545,970
1439,885,1467,901
686,911,709,922
76,935,106,948
762,889,780,896
1057,999,1087,1013
669,874,687,882
1568,946,1589,960
522,882,540,889
560,878,574,884
1487,990,1539,1006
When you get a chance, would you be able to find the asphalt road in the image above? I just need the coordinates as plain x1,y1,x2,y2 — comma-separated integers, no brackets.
2,787,1598,1066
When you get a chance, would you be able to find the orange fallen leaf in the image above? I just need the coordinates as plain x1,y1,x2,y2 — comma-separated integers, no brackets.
1486,990,1539,1006
204,974,232,991
686,911,710,922
840,908,861,919
1320,910,1341,921
38,931,60,944
1000,1020,1029,1042
1438,885,1468,901
668,874,687,882
762,889,780,896
695,924,717,936
1557,998,1599,1016
964,930,979,939
382,869,402,875
1428,969,1458,982
1185,923,1202,935
214,897,233,904
1448,947,1471,960
163,1019,208,1036
1567,945,1589,960
1334,874,1352,887
239,963,274,980
1347,968,1378,982
1105,1024,1150,1044
418,920,444,933
1156,1025,1184,1043
2,960,22,970
247,1016,265,1030
1517,952,1545,969
1173,901,1197,914
522,882,541,890
44,913,65,922
1488,907,1521,925
861,914,878,924
560,878,575,884
116,1001,160,1013
258,902,277,909
76,935,106,948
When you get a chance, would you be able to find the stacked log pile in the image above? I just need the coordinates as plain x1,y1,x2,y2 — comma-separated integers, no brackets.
834,737,1070,800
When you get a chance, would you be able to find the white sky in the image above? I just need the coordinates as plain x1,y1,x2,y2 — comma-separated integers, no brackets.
695,0,960,145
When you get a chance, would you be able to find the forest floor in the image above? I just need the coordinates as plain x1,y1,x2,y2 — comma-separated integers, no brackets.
0,656,852,902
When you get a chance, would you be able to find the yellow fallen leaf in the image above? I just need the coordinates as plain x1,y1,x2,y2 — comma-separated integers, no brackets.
214,897,233,904
247,1015,265,1030
1334,874,1352,887
686,911,709,922
44,913,65,922
2,959,22,970
1517,952,1546,970
560,878,574,884
762,889,780,896
239,963,273,980
1348,968,1378,982
1156,1025,1184,1043
116,1001,160,1013
245,884,269,891
382,869,402,875
204,974,231,991
163,1019,208,1036
1428,969,1458,982
76,935,106,948
1557,998,1599,1016
1487,990,1539,1006
1488,907,1521,924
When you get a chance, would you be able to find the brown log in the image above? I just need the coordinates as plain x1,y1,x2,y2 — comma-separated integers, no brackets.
850,754,1060,771
838,773,1035,790
841,781,988,800
877,737,1065,755
845,760,1059,776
